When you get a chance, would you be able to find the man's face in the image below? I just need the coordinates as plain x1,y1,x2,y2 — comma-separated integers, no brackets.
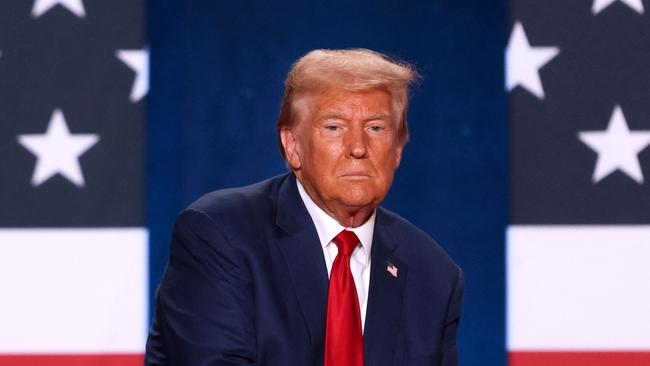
281,88,404,222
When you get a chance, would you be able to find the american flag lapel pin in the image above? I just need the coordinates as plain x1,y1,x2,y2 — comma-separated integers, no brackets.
386,261,398,278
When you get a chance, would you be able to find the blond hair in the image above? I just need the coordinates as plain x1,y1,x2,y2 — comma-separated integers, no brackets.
276,49,418,159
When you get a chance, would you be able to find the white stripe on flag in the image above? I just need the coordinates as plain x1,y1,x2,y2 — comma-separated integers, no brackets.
507,225,650,350
0,228,148,353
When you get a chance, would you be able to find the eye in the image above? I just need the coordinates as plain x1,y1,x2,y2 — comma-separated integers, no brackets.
325,125,340,131
368,125,385,132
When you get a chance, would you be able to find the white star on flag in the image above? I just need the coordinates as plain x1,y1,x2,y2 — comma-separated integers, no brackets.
506,22,559,100
592,0,644,14
32,0,86,18
116,48,149,103
18,109,99,187
578,105,650,184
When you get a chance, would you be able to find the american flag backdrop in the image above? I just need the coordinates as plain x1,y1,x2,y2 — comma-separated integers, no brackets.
0,1,148,365
507,0,650,365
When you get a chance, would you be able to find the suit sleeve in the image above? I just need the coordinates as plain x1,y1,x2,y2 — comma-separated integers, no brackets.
145,208,257,366
441,266,464,366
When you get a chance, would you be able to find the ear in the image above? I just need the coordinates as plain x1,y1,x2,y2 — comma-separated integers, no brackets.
280,127,301,170
394,141,404,169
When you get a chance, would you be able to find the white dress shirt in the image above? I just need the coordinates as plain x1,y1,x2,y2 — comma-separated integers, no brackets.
296,180,374,332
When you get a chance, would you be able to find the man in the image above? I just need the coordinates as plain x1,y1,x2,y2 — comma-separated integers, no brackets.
146,49,464,366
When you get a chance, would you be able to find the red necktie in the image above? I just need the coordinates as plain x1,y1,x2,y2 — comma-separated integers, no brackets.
324,230,364,366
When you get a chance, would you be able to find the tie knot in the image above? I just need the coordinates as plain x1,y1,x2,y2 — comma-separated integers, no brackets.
332,230,360,257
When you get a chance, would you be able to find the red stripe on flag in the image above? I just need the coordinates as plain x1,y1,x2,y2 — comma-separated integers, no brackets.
510,351,650,366
0,354,143,366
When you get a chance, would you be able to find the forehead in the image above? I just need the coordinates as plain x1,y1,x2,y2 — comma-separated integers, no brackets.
308,88,394,117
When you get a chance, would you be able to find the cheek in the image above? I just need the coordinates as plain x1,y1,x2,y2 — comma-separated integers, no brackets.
310,138,344,163
300,140,342,183
372,142,400,166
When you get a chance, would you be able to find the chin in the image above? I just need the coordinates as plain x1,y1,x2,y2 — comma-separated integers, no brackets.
339,187,380,208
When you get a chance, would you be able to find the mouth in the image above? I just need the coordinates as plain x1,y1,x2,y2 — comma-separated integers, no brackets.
339,173,373,181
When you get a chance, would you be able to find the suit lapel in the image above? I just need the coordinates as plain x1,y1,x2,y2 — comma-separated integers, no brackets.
274,174,329,349
273,175,407,364
363,209,408,366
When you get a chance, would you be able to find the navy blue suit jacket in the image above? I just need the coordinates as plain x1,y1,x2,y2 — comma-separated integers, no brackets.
145,173,463,366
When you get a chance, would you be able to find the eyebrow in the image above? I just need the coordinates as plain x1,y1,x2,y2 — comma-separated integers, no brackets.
365,112,391,121
318,113,345,121
318,112,391,122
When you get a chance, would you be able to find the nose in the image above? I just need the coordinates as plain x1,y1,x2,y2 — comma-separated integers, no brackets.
345,126,368,159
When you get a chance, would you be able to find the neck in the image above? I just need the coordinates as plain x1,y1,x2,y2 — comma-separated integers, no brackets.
328,206,374,228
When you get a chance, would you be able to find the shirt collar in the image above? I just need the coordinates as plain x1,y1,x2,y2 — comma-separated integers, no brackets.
296,179,374,264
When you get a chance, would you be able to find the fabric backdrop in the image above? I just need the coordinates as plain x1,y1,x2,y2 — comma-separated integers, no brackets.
148,2,507,366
